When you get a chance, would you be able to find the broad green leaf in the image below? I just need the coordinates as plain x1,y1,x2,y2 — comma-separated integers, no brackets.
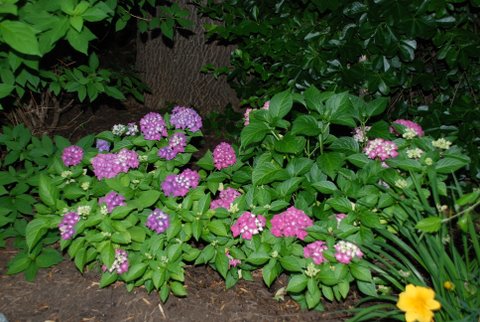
386,158,423,172
435,157,469,174
122,263,147,281
170,281,187,297
207,220,228,237
276,177,303,196
214,250,229,279
240,120,269,148
0,21,40,56
286,158,314,177
274,134,306,154
279,256,304,272
25,217,49,251
317,152,345,179
350,262,372,282
262,259,281,287
415,216,442,233
66,26,96,54
291,115,321,136
366,97,388,117
311,180,338,194
132,190,161,210
326,196,354,213
99,271,118,288
287,274,308,293
35,248,63,268
38,174,59,208
246,251,270,266
252,162,288,185
7,252,32,274
0,84,15,99
268,90,292,120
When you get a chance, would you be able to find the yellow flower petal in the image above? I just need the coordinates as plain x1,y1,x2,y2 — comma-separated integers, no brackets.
397,284,441,322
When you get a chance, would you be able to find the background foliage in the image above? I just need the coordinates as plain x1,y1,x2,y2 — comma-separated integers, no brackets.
197,0,480,181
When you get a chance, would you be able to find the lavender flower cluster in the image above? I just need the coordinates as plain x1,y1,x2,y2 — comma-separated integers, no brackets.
96,139,110,152
270,207,314,240
334,240,363,264
103,249,129,274
98,191,126,213
62,145,84,167
91,148,139,179
158,132,187,160
140,112,168,140
230,212,266,240
210,188,241,210
161,169,200,197
146,208,170,234
363,138,399,161
170,106,202,132
58,212,80,240
213,142,236,170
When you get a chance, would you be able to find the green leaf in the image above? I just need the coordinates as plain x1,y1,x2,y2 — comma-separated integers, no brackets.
246,251,270,266
279,256,304,272
104,86,126,100
38,174,59,208
110,205,135,220
326,197,354,213
366,97,388,117
347,153,370,168
311,181,338,194
240,120,269,148
36,248,63,268
7,252,32,274
196,150,214,170
214,250,229,279
207,220,228,237
286,274,308,293
252,162,288,185
132,190,161,210
0,20,41,56
0,84,15,99
317,152,345,179
170,281,188,297
277,177,303,197
286,158,314,177
274,134,306,154
66,27,96,55
386,158,423,172
435,157,469,174
122,263,147,281
69,15,83,32
99,271,118,288
306,278,321,309
357,280,377,296
291,115,321,136
268,90,292,120
415,216,442,233
350,262,372,282
262,259,281,287
25,217,49,251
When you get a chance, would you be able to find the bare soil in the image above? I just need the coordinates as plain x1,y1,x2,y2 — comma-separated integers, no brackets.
0,103,358,322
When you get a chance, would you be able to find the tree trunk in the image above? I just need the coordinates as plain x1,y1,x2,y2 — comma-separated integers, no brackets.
135,1,238,116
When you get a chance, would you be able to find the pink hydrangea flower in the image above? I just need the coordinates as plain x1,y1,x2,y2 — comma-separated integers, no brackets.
98,191,126,213
140,112,168,140
391,119,424,138
116,148,139,172
58,212,80,240
334,240,363,264
304,241,328,265
210,188,241,210
170,106,202,132
62,145,84,166
213,142,236,170
270,206,313,240
363,138,398,161
91,149,139,180
161,169,200,197
231,212,266,240
352,126,371,143
146,209,170,234
243,101,269,126
226,250,241,268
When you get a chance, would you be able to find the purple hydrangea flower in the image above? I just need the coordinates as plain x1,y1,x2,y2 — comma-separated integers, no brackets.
103,249,129,274
304,241,328,265
334,240,363,264
140,112,168,140
98,191,126,213
91,153,121,180
62,145,84,166
170,106,202,132
158,132,187,160
364,138,399,161
115,148,139,172
58,211,80,240
96,139,110,152
210,188,241,210
270,207,313,240
213,142,236,170
231,212,266,240
146,208,170,234
126,122,139,136
161,169,200,197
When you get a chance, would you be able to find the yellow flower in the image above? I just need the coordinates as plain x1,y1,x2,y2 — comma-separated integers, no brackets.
397,284,441,322
443,281,455,291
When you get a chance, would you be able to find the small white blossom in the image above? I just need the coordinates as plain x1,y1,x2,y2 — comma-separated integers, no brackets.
81,182,90,191
395,179,408,189
432,138,452,150
406,148,424,159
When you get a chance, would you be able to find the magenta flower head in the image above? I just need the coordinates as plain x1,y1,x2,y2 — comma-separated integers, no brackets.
213,142,236,170
363,138,398,161
270,206,313,240
334,240,363,264
210,188,241,210
62,145,84,166
103,249,129,274
58,211,80,240
146,208,170,234
140,112,168,140
170,106,202,132
304,241,328,265
158,132,187,160
115,148,139,172
391,119,424,138
231,211,266,240
99,191,126,213
91,153,122,180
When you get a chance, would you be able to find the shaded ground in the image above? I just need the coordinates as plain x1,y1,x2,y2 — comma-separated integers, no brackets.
0,103,359,322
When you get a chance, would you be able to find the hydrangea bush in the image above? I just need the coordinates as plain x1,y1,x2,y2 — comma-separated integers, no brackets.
1,89,475,318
